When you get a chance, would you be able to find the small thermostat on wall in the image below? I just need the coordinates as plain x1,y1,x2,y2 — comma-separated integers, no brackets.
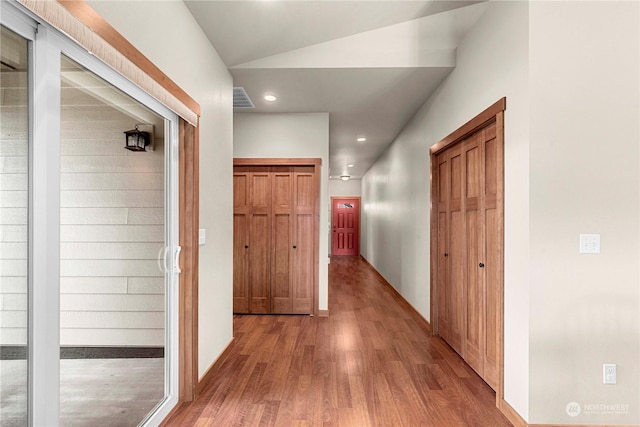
579,233,600,254
199,229,206,245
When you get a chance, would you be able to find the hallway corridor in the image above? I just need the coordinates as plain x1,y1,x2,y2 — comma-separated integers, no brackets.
165,256,512,426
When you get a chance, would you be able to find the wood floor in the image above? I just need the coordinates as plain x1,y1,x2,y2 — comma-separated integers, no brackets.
164,256,512,426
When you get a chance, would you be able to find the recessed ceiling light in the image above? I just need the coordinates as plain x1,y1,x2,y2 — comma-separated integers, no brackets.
340,175,350,181
264,95,277,102
357,137,367,142
347,164,354,168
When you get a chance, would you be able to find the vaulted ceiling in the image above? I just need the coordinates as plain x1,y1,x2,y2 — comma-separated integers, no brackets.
184,0,488,179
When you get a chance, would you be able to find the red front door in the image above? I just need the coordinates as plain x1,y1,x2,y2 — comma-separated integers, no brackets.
332,198,360,256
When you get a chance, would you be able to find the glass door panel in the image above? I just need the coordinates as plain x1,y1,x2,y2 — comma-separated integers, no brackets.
59,56,167,426
0,25,29,427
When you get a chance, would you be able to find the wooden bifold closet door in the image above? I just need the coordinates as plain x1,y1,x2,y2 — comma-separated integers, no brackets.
233,162,319,315
433,115,503,391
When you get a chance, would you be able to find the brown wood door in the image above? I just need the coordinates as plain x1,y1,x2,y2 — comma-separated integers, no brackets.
482,123,501,390
233,169,250,313
436,144,464,356
432,113,503,392
463,131,484,376
233,160,320,315
271,167,292,314
291,167,315,314
248,169,272,313
331,198,360,256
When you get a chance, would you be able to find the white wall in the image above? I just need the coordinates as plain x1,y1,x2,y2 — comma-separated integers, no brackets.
529,1,639,424
328,178,361,197
363,1,640,424
87,0,234,378
234,113,330,311
362,0,530,418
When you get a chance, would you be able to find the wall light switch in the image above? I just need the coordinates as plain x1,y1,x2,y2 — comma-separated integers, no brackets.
579,234,600,254
199,229,206,245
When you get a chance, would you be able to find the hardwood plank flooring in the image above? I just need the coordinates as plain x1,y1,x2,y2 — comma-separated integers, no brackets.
165,256,512,426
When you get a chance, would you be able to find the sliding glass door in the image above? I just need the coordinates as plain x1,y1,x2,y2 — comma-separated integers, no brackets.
1,2,180,425
58,56,170,426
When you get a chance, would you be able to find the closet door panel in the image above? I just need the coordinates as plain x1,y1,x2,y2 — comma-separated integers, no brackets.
233,213,249,313
249,213,271,313
290,168,315,314
293,166,315,211
292,213,314,314
464,138,484,375
233,171,250,312
447,150,464,355
484,208,499,389
436,156,450,342
272,212,292,314
448,210,464,355
483,124,500,390
251,171,271,210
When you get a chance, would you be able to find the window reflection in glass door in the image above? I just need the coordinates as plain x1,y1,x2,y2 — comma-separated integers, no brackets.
0,25,29,427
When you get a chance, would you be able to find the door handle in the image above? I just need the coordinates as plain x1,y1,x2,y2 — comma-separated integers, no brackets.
479,262,485,268
293,245,297,249
173,246,182,274
444,253,448,257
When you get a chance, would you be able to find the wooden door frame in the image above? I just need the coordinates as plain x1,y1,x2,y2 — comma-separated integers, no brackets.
178,120,199,402
330,196,361,256
429,98,509,415
234,158,322,317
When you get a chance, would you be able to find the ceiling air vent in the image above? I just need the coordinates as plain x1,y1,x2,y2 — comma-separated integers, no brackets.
233,87,254,109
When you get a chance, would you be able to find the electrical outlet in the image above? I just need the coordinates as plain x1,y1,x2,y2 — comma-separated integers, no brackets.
603,364,616,384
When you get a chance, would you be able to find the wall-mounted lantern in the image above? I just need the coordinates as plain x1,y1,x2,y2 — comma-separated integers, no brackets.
124,125,150,152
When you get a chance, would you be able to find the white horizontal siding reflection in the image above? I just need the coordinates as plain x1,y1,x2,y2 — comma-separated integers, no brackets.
61,242,163,259
61,155,163,174
0,225,27,242
127,208,164,225
61,277,128,294
0,140,28,156
60,329,163,347
61,191,163,208
61,139,126,157
0,310,27,327
60,225,164,242
0,88,167,346
0,191,27,207
0,208,28,225
0,277,27,293
1,294,27,310
0,328,26,344
0,174,28,191
61,208,129,225
0,243,27,259
0,260,27,276
61,173,163,190
127,277,164,295
61,294,163,312
60,260,162,277
60,311,164,329
0,157,27,173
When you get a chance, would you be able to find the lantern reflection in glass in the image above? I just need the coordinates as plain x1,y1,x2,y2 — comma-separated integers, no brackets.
124,125,150,152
